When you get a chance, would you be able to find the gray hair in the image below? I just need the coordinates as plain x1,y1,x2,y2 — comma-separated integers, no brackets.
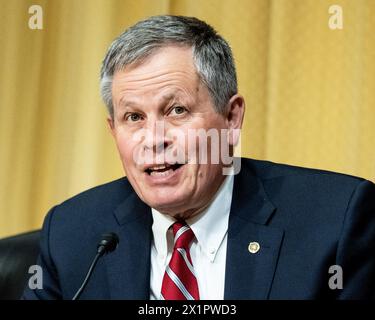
100,15,237,118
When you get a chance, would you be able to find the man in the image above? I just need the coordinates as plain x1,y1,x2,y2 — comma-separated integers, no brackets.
23,15,374,300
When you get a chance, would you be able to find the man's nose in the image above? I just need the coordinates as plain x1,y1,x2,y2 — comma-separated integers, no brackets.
143,120,172,153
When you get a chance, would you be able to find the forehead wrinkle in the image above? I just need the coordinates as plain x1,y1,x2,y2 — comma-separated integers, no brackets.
113,60,201,110
116,72,198,104
118,86,194,109
116,70,198,88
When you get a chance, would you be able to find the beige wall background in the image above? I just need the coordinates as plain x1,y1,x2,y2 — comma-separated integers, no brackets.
1,0,374,238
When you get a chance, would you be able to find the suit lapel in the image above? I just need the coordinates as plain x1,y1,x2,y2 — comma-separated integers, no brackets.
224,162,284,299
105,191,153,299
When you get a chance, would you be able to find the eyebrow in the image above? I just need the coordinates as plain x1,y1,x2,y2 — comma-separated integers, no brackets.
118,99,137,108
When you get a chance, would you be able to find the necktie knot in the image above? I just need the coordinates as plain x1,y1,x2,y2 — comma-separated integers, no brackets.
172,221,194,250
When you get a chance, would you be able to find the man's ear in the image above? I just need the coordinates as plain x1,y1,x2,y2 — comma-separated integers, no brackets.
225,94,245,146
107,117,116,137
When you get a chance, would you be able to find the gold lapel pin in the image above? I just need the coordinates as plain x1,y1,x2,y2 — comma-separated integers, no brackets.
248,242,260,254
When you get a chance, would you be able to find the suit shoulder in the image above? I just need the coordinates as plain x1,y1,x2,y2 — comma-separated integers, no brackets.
242,158,367,185
61,177,130,204
51,177,132,221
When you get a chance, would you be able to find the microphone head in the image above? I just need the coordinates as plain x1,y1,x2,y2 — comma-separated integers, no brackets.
97,232,119,255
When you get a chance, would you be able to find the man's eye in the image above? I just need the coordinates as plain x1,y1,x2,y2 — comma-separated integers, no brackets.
126,113,142,122
170,106,187,115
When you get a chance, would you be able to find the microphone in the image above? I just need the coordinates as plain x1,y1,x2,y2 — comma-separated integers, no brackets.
72,232,119,300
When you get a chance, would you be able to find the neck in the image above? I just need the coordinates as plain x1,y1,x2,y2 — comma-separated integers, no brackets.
159,174,228,220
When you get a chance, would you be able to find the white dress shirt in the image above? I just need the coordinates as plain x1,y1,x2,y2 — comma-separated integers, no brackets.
150,174,234,300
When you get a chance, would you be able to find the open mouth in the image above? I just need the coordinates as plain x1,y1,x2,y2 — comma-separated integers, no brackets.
145,163,184,176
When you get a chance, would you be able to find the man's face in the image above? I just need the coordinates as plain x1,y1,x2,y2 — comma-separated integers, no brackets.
109,46,243,218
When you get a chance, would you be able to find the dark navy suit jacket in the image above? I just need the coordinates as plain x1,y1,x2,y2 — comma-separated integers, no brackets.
22,158,375,299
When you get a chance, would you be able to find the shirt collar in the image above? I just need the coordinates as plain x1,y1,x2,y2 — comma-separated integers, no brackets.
187,173,234,262
151,207,175,259
151,173,234,262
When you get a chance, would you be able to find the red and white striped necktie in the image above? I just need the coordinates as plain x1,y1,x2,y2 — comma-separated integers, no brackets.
160,221,200,300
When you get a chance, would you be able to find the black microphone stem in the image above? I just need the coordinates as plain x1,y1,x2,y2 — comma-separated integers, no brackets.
72,233,119,300
72,251,102,300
